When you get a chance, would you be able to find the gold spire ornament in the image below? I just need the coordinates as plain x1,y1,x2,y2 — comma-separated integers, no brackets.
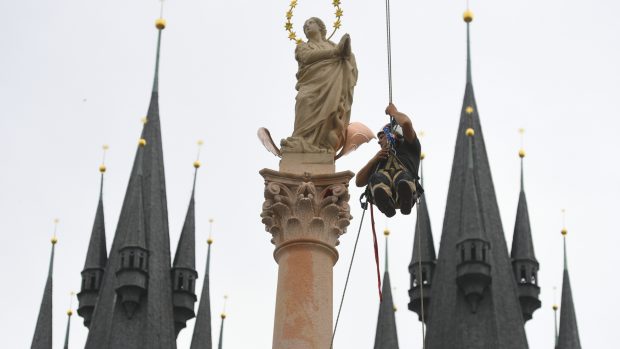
518,128,526,158
465,106,474,114
383,228,390,236
194,139,204,169
207,218,214,245
67,291,75,316
221,295,228,319
51,219,59,244
139,138,147,147
284,0,343,44
99,144,109,173
561,209,567,236
466,128,475,137
463,9,474,23
155,18,166,30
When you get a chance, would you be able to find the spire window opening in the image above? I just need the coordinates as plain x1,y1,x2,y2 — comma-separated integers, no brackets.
129,252,135,268
520,266,526,284
412,273,418,288
470,244,476,261
189,278,194,292
90,275,96,289
82,278,86,290
121,255,125,267
139,255,144,269
531,272,537,285
178,273,184,290
461,247,465,262
422,270,428,285
482,247,486,262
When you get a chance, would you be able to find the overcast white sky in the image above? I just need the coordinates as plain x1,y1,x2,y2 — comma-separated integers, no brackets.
1,0,619,348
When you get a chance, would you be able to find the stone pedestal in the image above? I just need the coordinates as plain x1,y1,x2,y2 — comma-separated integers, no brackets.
260,155,354,349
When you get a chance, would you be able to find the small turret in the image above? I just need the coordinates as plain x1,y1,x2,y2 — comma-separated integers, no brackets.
408,153,436,322
171,159,200,336
115,143,149,319
78,153,108,327
455,127,491,313
510,140,541,322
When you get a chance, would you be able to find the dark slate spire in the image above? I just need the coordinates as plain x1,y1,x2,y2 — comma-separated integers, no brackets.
408,155,436,322
78,166,108,328
424,10,530,349
84,17,178,349
217,297,227,349
115,145,149,318
63,297,74,349
557,232,581,349
510,148,541,322
171,164,200,336
455,128,491,314
190,224,214,349
31,230,57,349
374,231,399,349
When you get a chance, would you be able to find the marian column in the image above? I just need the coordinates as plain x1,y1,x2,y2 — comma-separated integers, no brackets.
259,15,372,348
260,162,353,349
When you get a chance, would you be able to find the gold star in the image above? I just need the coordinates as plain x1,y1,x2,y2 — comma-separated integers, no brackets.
332,0,341,6
290,0,298,8
333,20,342,29
285,22,293,31
335,9,343,17
286,11,293,20
296,38,303,45
288,31,297,40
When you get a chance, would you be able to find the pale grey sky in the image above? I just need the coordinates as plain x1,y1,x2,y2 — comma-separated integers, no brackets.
1,0,619,348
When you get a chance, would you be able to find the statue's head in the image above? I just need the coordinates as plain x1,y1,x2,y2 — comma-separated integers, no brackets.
303,17,327,40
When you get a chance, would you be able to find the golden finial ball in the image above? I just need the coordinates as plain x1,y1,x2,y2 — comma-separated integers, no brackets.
420,152,426,160
465,106,474,114
393,305,397,312
67,309,73,316
221,313,227,319
139,138,147,147
51,236,58,245
466,128,475,137
561,227,567,236
99,164,107,173
207,238,213,245
155,18,166,30
383,228,390,236
552,304,558,311
463,9,474,23
519,149,526,158
193,160,201,169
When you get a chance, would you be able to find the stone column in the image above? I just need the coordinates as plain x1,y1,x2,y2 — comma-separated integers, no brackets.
260,153,354,349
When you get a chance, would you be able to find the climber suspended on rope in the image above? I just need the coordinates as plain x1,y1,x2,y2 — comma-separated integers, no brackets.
355,103,423,218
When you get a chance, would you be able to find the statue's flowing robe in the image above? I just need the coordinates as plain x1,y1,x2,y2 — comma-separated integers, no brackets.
283,39,358,153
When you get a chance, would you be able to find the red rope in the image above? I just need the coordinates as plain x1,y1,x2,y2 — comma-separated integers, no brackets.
370,203,383,302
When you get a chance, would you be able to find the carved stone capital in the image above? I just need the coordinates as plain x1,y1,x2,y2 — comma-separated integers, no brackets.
259,169,354,262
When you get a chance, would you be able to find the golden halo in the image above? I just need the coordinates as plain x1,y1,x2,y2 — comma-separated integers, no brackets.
285,0,343,45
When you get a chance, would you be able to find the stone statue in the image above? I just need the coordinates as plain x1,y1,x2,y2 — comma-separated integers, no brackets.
280,17,358,154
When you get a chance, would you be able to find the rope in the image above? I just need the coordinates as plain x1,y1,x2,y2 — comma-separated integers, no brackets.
415,197,426,348
330,201,368,349
385,0,393,103
370,203,383,302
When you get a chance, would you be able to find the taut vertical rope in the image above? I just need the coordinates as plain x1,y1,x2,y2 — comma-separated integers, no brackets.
416,198,427,348
385,0,393,104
